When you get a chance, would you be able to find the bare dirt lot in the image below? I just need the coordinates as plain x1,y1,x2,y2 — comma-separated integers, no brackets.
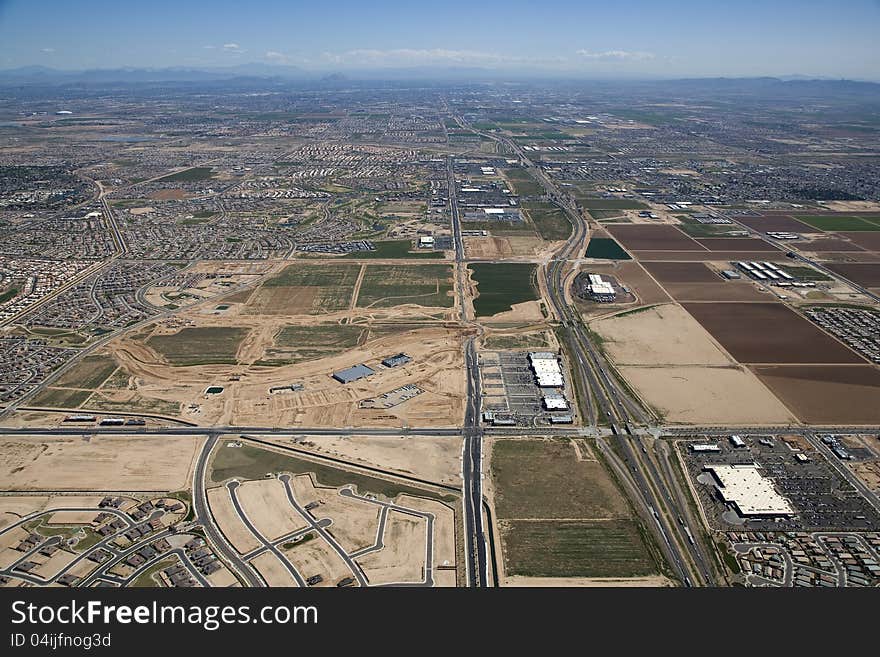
661,282,770,302
97,321,468,428
0,435,202,491
840,232,880,251
277,435,463,487
737,214,813,233
592,303,731,366
606,224,706,251
695,237,781,252
751,365,880,425
682,302,865,364
619,365,795,425
641,261,721,283
633,250,790,262
823,262,880,287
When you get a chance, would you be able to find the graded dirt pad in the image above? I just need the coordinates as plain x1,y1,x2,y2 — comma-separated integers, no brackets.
737,214,813,233
283,534,353,587
661,281,770,302
682,302,865,364
618,365,795,425
396,494,457,572
840,232,880,251
751,365,880,425
206,486,261,554
286,435,462,487
251,552,300,587
641,261,721,283
234,479,309,541
592,304,731,366
823,262,880,287
606,224,706,251
696,238,781,252
315,492,382,554
0,435,201,491
356,509,427,584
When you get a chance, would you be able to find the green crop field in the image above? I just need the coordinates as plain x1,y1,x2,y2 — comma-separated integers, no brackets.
503,168,543,196
154,166,215,183
778,264,832,281
794,215,880,232
491,438,658,579
356,264,454,308
468,263,538,316
344,240,444,259
585,238,631,260
147,326,248,365
523,201,572,241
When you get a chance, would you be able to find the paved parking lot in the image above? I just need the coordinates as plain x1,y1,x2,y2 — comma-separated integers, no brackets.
479,351,571,426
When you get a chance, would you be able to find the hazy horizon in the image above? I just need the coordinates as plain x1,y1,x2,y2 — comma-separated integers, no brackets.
1,0,879,81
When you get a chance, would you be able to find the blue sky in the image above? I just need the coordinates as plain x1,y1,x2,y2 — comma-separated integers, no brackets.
1,0,878,79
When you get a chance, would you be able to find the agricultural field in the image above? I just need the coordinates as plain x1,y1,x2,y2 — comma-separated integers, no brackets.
682,302,865,364
468,263,539,316
154,166,215,183
522,201,572,241
489,438,659,582
260,324,367,365
795,215,880,232
502,168,543,196
147,326,249,366
584,237,631,260
246,263,361,315
355,264,454,308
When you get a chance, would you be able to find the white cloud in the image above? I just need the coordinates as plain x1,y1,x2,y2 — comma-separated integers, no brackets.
40,48,55,53
203,45,215,50
576,49,656,62
264,50,288,63
222,43,242,51
319,48,560,68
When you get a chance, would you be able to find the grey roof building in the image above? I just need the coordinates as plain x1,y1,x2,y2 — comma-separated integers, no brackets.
332,364,376,384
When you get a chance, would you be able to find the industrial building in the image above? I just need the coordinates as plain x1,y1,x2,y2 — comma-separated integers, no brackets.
331,364,375,384
381,353,412,368
704,464,795,517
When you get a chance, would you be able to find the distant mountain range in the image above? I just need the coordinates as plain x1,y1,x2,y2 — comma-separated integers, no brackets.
0,65,877,90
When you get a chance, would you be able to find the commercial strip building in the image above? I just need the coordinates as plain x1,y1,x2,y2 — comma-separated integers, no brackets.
528,352,564,388
587,273,616,302
704,464,795,517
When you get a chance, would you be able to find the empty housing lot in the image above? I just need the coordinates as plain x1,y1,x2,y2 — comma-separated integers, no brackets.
682,302,866,364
